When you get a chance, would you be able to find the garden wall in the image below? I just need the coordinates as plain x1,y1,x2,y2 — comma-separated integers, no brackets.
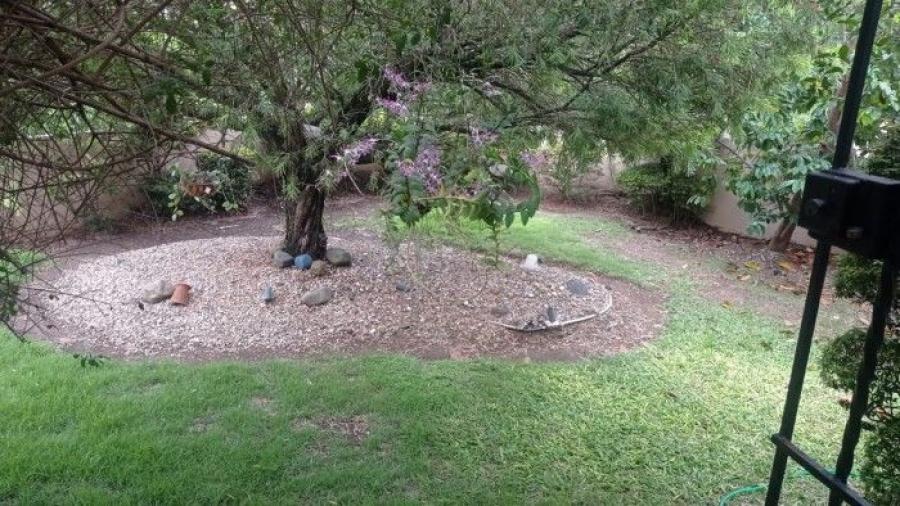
590,159,816,247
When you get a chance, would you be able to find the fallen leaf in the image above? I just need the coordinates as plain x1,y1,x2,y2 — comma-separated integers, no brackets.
744,260,762,271
737,274,752,282
777,283,805,295
837,394,852,409
721,300,734,309
777,260,796,272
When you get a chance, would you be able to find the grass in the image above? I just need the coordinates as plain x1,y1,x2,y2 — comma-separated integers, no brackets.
0,212,852,504
385,210,653,284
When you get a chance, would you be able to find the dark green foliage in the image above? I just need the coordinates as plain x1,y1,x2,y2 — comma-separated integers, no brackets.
834,254,881,302
617,157,716,223
142,154,251,220
820,327,867,392
0,250,40,332
819,121,899,504
726,2,899,237
862,419,900,504
865,123,900,180
0,253,22,325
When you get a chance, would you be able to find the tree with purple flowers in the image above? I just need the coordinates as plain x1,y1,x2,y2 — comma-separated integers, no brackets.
3,0,809,258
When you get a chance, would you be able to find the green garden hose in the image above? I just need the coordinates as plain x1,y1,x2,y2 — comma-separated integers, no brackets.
718,469,861,506
719,482,767,505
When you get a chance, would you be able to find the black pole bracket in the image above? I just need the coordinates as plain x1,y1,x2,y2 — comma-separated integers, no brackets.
764,0,891,504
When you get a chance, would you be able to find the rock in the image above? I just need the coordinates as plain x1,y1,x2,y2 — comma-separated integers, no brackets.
565,277,592,296
521,254,542,271
488,163,508,177
261,285,275,304
294,253,313,270
273,250,294,268
141,280,174,304
325,248,352,267
301,286,334,306
395,280,412,292
309,260,328,277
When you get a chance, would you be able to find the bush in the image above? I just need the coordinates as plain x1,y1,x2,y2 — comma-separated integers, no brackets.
617,156,716,223
143,154,251,220
819,122,899,505
0,250,39,328
834,254,881,303
863,419,900,504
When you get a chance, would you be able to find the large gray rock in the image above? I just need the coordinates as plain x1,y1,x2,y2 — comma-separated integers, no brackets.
141,280,175,304
273,250,294,268
520,254,543,271
301,286,334,306
309,260,328,277
325,248,352,267
565,277,592,296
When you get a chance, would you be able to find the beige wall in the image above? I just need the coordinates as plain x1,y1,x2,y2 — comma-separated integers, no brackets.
5,129,244,238
593,159,816,247
702,172,816,246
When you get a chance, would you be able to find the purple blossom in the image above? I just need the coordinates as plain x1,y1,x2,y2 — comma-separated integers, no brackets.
379,66,433,116
422,169,442,194
416,145,441,172
469,126,499,147
520,150,551,171
396,145,443,194
384,66,411,90
397,159,416,177
335,136,378,165
376,98,409,117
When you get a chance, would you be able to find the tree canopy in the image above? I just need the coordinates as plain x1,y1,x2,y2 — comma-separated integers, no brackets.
3,1,810,252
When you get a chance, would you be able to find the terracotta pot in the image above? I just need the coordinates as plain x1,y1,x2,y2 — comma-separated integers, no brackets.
185,183,214,197
170,283,191,306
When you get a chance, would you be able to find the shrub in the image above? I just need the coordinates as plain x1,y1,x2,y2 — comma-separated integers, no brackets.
0,250,40,329
819,122,899,505
0,253,21,325
142,154,251,220
617,156,716,223
863,419,900,503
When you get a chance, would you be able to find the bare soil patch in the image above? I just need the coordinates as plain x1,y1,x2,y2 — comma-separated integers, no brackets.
28,226,665,362
293,416,371,444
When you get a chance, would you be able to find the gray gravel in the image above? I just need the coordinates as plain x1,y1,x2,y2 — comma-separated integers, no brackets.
32,230,665,361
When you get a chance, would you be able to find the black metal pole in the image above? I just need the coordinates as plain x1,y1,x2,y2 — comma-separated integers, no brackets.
828,261,896,505
831,0,883,171
764,241,832,505
765,1,884,503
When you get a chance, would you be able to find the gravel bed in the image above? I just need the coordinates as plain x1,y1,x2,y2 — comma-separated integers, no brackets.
30,230,666,361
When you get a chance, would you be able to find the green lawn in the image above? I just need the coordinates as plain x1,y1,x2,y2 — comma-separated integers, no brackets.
0,212,851,504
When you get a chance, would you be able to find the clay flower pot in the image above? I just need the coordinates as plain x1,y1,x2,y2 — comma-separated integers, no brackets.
170,283,191,306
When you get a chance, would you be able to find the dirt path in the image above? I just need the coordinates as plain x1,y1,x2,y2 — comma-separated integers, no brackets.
544,196,862,337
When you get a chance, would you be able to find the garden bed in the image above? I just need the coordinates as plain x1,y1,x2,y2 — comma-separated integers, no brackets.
25,230,665,361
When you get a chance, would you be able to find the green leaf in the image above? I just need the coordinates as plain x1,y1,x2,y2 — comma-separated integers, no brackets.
165,93,177,115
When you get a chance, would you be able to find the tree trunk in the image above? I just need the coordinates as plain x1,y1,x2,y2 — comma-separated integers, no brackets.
769,191,802,252
284,185,327,258
768,219,795,252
